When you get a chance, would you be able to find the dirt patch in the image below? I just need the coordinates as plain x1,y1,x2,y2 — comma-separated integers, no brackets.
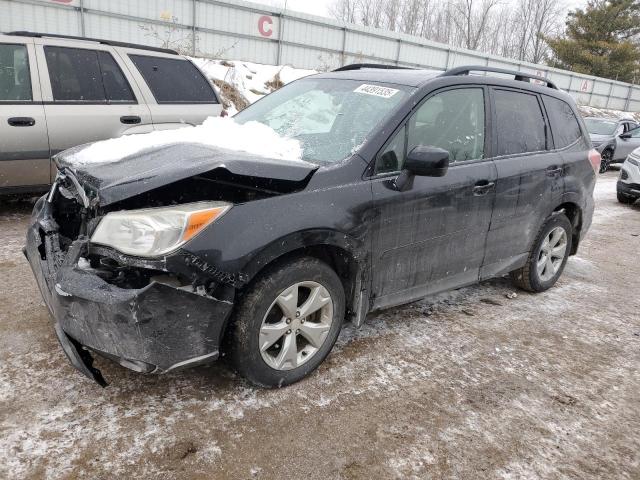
211,78,249,113
0,172,639,479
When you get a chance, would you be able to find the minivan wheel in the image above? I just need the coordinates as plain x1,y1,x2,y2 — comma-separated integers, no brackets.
229,257,345,388
510,213,573,293
599,149,612,173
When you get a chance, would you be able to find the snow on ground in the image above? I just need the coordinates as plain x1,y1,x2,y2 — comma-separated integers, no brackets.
64,117,303,165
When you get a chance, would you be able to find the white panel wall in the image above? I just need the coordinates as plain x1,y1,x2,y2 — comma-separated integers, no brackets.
3,0,640,111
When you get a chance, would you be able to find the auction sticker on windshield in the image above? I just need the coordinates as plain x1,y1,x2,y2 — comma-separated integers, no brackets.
354,84,399,98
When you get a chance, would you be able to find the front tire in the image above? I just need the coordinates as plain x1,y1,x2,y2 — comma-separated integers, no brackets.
229,257,345,388
510,213,573,292
599,149,613,173
617,191,636,204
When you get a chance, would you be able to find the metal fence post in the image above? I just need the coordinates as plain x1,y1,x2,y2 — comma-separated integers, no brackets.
395,38,401,66
79,0,85,36
588,79,596,106
192,0,197,56
624,85,633,111
277,13,285,65
341,27,347,66
605,82,613,109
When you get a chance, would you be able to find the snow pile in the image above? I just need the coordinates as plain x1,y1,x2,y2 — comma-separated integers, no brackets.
192,58,316,114
65,117,303,165
578,104,640,121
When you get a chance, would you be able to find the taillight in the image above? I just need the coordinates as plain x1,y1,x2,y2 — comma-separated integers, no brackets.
588,149,601,173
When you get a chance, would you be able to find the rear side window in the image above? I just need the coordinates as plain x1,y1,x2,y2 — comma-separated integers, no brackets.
0,44,32,101
44,46,135,102
542,96,582,148
129,55,218,104
494,89,546,156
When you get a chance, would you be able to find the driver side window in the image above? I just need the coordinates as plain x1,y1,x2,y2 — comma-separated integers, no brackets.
408,88,485,162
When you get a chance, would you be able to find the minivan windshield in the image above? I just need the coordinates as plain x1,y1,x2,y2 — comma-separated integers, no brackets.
584,118,617,136
234,78,412,163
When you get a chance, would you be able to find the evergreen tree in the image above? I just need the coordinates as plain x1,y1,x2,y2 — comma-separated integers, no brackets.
546,0,640,82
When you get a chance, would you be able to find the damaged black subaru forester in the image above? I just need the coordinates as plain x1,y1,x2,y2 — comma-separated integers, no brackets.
25,65,598,387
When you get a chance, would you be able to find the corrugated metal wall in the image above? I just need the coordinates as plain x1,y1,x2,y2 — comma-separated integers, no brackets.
2,0,639,112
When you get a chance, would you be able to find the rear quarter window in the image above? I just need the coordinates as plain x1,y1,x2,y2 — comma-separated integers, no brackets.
129,55,218,104
542,96,582,149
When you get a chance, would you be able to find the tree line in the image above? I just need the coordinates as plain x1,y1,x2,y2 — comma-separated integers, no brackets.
329,0,640,83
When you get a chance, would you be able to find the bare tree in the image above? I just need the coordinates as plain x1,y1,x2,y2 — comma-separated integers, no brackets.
329,0,567,65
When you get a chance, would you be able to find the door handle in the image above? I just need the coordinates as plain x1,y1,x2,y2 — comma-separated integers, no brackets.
546,166,563,177
472,181,495,196
120,115,141,125
8,117,35,127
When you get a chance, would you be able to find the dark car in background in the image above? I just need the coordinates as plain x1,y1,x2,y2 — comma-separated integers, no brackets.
25,65,598,388
584,116,639,172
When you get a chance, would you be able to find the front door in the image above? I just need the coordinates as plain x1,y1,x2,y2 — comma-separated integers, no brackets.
369,87,496,310
615,126,640,161
0,41,50,189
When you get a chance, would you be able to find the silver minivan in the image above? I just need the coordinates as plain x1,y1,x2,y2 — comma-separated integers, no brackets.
0,31,222,193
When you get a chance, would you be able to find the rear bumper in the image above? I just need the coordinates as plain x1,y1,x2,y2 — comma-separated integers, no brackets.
25,197,234,385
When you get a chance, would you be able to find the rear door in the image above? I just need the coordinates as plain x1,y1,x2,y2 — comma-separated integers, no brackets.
0,38,50,190
34,39,152,158
369,86,496,309
482,88,563,279
120,51,221,127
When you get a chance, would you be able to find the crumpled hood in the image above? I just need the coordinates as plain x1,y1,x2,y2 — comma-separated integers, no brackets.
54,142,319,206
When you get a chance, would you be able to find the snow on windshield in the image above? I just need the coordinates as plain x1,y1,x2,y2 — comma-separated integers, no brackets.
64,117,303,165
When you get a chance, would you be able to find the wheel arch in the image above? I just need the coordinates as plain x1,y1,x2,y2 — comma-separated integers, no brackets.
239,229,368,322
552,201,582,255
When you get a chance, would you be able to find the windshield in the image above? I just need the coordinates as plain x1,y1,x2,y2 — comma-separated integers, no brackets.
234,78,412,163
584,118,618,136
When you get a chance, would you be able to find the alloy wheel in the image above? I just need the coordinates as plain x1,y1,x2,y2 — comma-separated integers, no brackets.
259,281,334,371
600,150,612,173
536,226,568,282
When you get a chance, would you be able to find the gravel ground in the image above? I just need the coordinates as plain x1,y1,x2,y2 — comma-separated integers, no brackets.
0,171,638,480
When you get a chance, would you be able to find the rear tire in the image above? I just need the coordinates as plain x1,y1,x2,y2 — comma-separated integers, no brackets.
617,191,636,204
510,213,573,293
229,256,345,388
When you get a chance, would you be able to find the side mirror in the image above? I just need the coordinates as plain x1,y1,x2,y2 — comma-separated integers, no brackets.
405,145,450,177
392,146,450,191
620,132,632,139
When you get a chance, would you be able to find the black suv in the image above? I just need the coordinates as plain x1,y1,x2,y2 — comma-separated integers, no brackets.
25,65,598,388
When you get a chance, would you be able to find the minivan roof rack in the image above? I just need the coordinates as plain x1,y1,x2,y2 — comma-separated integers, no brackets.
333,63,415,72
441,65,557,89
5,31,179,55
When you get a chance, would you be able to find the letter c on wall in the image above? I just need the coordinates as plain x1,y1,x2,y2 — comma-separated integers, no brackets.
258,15,273,37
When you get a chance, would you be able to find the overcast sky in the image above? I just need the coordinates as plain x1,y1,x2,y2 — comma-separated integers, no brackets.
250,0,588,20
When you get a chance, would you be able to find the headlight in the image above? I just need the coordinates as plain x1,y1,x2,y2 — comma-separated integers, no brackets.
91,201,230,257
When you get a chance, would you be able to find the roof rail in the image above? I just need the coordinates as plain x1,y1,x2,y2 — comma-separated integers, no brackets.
441,65,557,89
333,63,414,72
5,31,179,55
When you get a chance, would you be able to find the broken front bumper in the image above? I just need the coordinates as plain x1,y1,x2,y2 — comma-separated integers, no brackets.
25,197,235,386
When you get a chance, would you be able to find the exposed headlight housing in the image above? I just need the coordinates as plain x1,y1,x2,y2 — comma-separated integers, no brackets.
91,201,231,257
